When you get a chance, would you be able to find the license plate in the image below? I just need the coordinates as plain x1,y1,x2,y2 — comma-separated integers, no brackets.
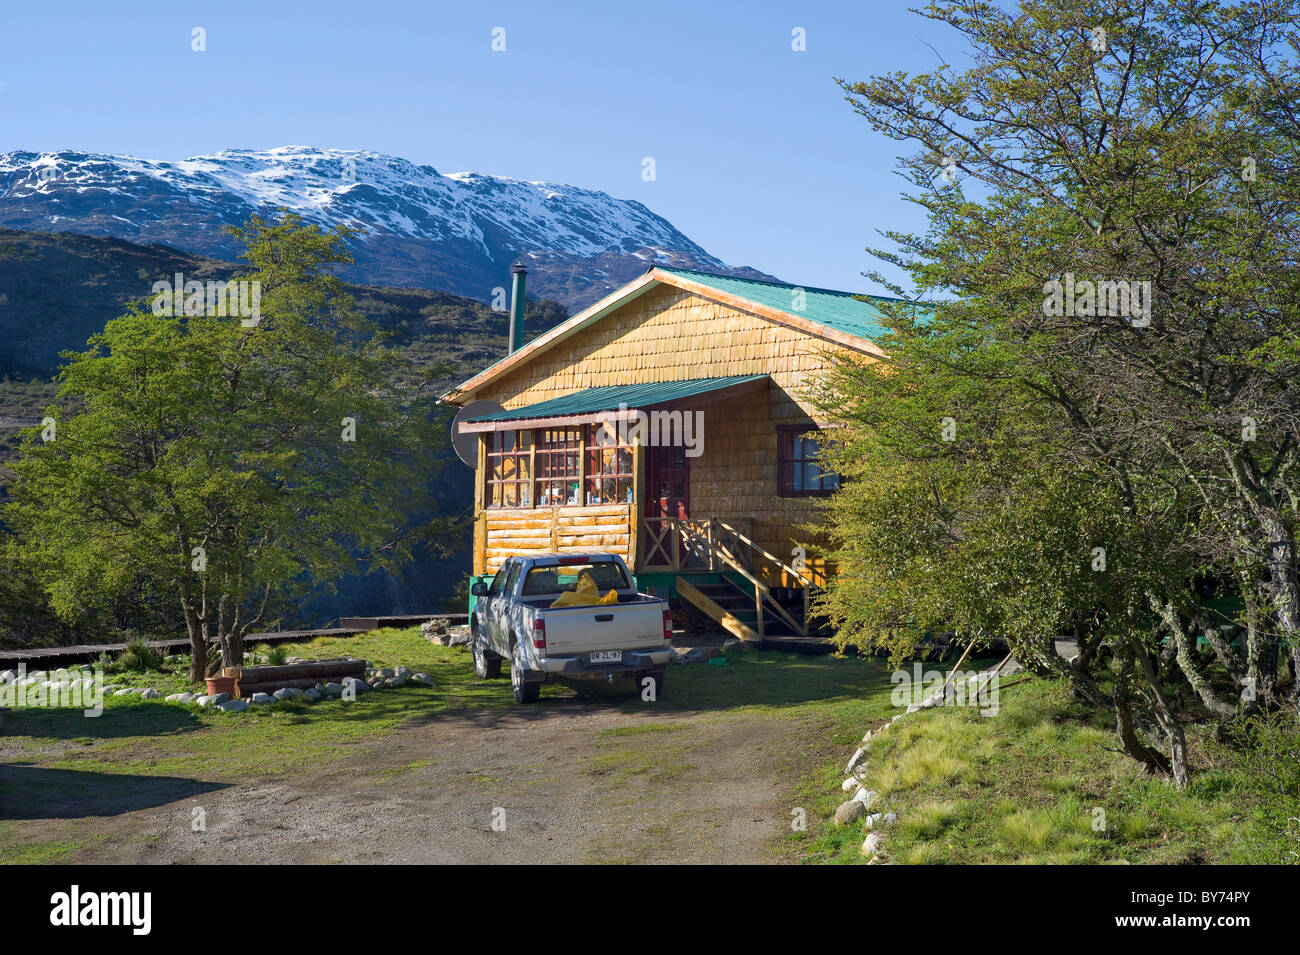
589,650,623,665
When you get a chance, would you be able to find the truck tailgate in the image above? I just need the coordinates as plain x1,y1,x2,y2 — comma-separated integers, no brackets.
540,601,664,653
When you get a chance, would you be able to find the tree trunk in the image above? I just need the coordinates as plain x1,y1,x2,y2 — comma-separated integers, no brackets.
1130,632,1190,789
177,585,207,683
1114,643,1172,777
1226,450,1300,714
1242,586,1275,711
1152,597,1236,719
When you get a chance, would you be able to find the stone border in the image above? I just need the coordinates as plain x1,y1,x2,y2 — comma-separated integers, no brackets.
834,656,1021,862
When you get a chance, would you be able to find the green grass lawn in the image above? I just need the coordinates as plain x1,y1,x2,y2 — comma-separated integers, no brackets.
3,627,1295,864
791,675,1300,864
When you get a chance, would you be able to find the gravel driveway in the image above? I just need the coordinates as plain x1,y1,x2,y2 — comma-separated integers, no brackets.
61,698,831,864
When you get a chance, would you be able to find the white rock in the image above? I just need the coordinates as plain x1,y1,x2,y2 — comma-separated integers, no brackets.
250,693,275,705
412,673,434,687
852,789,879,809
113,688,136,697
861,832,885,857
846,747,866,773
324,682,344,697
165,692,194,703
273,687,306,701
139,688,161,700
216,699,249,712
841,777,858,793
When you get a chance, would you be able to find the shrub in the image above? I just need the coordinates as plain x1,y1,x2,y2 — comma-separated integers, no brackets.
116,636,163,673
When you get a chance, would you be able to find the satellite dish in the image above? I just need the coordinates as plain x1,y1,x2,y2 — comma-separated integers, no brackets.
450,400,506,467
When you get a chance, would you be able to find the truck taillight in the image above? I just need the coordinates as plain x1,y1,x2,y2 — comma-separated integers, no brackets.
533,619,546,649
662,609,673,642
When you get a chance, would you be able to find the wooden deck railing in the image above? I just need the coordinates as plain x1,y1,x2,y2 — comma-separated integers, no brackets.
640,516,826,636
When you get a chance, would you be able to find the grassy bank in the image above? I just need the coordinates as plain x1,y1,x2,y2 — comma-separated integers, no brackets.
794,676,1300,864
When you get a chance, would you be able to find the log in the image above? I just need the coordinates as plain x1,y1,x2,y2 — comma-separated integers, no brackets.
225,659,366,698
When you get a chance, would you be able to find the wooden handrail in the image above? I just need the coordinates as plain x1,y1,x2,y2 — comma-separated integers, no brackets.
679,521,804,635
640,516,816,636
714,519,828,590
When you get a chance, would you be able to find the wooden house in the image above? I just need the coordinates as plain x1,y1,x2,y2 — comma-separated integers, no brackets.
444,266,894,643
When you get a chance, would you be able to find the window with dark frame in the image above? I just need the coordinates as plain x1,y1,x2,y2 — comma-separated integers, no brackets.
777,426,841,496
535,427,582,506
485,430,532,508
584,422,635,505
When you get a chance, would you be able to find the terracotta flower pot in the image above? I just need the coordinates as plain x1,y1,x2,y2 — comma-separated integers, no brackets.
205,675,237,697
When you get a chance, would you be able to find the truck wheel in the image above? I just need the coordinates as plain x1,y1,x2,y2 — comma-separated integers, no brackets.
511,644,540,703
473,639,501,679
639,668,665,702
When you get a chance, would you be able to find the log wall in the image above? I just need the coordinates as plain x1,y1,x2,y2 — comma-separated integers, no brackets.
482,503,633,574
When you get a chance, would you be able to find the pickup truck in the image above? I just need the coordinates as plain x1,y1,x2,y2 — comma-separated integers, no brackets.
469,553,673,703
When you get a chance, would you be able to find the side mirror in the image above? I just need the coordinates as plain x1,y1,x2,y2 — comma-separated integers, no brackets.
470,582,488,597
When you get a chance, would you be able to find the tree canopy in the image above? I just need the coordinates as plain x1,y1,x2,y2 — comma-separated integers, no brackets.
4,215,453,680
817,0,1300,786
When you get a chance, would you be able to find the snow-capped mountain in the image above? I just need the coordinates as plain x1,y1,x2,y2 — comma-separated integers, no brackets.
0,146,773,309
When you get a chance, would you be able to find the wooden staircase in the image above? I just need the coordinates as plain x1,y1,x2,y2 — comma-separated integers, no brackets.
642,515,830,645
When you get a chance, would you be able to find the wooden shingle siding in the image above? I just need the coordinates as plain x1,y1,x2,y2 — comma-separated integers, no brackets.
474,285,857,420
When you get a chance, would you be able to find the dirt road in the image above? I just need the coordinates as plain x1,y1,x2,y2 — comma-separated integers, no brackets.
61,698,832,864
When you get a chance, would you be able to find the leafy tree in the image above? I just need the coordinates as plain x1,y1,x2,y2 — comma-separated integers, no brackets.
819,0,1300,784
4,215,453,681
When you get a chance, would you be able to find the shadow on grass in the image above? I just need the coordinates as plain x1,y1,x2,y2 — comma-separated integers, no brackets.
2,702,202,740
391,650,903,731
0,763,228,819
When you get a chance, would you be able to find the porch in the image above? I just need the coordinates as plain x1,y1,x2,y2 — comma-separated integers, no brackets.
639,516,831,642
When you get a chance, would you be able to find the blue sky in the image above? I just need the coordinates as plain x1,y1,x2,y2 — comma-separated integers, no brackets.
0,0,961,294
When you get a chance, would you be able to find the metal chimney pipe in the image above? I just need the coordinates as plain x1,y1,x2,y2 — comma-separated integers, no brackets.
508,265,527,354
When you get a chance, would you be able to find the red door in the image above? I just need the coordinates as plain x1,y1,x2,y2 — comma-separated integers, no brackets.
645,445,690,566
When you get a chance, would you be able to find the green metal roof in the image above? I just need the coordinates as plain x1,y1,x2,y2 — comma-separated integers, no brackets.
466,375,769,423
654,267,911,342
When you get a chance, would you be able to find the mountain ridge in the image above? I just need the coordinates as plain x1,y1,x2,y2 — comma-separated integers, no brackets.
0,146,777,311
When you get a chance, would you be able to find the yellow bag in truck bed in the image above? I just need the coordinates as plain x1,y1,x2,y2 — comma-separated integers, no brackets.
549,570,620,608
